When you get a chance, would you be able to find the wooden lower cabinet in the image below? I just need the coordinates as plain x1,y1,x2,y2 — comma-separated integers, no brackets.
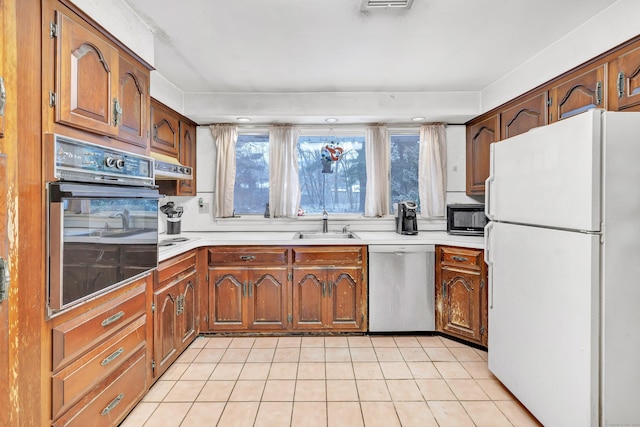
204,245,367,333
50,275,151,426
435,246,488,347
292,266,364,331
153,250,198,380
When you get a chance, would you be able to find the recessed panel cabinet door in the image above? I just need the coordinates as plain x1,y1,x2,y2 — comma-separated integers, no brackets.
178,121,197,196
549,64,606,123
55,10,119,136
117,55,148,149
466,114,499,196
150,101,179,157
327,268,362,329
208,269,247,330
501,92,548,139
178,276,197,346
292,268,325,329
439,268,483,343
153,285,177,377
248,269,287,330
609,46,640,112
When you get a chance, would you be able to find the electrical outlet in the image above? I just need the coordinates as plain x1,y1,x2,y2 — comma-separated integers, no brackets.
199,202,210,214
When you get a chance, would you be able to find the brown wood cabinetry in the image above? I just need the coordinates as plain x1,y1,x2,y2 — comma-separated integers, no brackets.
50,275,151,426
153,250,198,380
204,245,367,333
43,0,152,154
549,64,606,123
501,92,548,139
466,114,499,196
609,45,640,111
292,246,366,331
435,246,487,347
207,247,288,331
151,98,198,196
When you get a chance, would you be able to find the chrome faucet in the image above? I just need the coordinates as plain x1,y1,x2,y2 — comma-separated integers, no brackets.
342,225,350,234
110,208,130,231
322,209,328,233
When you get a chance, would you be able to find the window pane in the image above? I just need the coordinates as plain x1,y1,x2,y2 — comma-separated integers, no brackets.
298,136,366,214
390,134,420,212
234,134,269,214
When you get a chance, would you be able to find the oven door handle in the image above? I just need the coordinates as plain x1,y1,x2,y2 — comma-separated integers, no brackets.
49,182,161,201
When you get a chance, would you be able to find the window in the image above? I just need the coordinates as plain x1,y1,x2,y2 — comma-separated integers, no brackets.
232,127,420,216
234,134,269,214
390,133,420,212
298,135,366,214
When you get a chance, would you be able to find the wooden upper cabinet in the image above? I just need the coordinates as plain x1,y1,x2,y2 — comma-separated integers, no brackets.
54,10,119,137
548,64,606,123
501,92,548,139
178,121,197,196
609,45,640,111
150,100,180,157
466,114,499,196
117,54,149,150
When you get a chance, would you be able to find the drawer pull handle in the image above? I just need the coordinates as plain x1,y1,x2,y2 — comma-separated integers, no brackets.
240,255,256,262
101,311,125,327
101,347,124,366
101,393,124,416
452,256,468,262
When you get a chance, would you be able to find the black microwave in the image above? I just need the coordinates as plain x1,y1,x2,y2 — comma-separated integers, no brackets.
447,204,487,236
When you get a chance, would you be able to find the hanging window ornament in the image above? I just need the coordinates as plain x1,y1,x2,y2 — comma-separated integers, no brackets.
320,141,344,174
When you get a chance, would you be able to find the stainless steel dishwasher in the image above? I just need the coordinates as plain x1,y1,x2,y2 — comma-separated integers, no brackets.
368,244,435,332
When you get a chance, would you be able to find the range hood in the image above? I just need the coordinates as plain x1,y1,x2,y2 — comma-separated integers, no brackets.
151,152,193,180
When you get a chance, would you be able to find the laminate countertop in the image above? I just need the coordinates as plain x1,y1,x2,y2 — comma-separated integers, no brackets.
158,231,484,262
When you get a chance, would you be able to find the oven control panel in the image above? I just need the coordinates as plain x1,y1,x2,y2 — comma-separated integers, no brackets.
51,135,154,186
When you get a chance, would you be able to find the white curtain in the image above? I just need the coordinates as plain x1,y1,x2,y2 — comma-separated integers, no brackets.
210,124,238,218
269,125,301,218
364,125,390,217
419,123,447,218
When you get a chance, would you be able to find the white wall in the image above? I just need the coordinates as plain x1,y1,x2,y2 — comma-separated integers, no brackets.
482,0,640,112
69,0,154,66
159,125,477,234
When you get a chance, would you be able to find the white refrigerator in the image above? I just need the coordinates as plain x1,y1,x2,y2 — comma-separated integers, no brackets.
484,109,640,427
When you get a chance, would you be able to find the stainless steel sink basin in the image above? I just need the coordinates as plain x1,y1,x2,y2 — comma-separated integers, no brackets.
294,231,359,240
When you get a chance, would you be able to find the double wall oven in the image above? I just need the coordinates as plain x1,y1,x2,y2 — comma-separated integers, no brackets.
46,134,161,315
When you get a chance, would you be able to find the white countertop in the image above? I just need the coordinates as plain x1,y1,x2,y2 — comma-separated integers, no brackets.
159,231,484,261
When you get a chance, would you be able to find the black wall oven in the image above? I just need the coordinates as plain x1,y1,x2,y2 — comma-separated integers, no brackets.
46,135,160,315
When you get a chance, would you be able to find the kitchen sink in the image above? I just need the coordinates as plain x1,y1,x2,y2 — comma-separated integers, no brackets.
294,231,359,240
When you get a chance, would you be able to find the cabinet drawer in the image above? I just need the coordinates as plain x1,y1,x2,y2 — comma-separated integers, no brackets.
292,246,364,265
209,247,288,266
52,316,146,419
52,348,147,427
157,250,197,286
52,284,146,371
439,246,483,270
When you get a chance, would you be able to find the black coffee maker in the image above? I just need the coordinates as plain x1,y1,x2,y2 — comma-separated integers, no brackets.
395,201,419,235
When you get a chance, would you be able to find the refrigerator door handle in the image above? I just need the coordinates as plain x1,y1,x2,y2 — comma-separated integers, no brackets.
484,222,495,309
485,144,496,221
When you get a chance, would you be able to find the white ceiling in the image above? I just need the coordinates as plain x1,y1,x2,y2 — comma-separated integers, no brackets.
122,0,618,124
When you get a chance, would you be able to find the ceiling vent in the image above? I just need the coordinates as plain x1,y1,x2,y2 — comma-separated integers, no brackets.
361,0,414,9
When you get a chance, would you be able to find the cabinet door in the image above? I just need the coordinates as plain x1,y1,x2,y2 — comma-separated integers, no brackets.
153,284,177,378
208,269,247,330
177,275,197,349
117,55,149,149
55,10,119,136
150,101,179,157
501,92,548,139
326,267,362,330
609,45,640,111
177,121,197,196
248,268,288,330
549,64,606,123
439,268,484,344
466,114,499,196
0,155,7,426
292,268,325,330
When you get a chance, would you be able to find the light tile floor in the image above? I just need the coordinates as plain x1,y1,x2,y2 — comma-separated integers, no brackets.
120,335,542,427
